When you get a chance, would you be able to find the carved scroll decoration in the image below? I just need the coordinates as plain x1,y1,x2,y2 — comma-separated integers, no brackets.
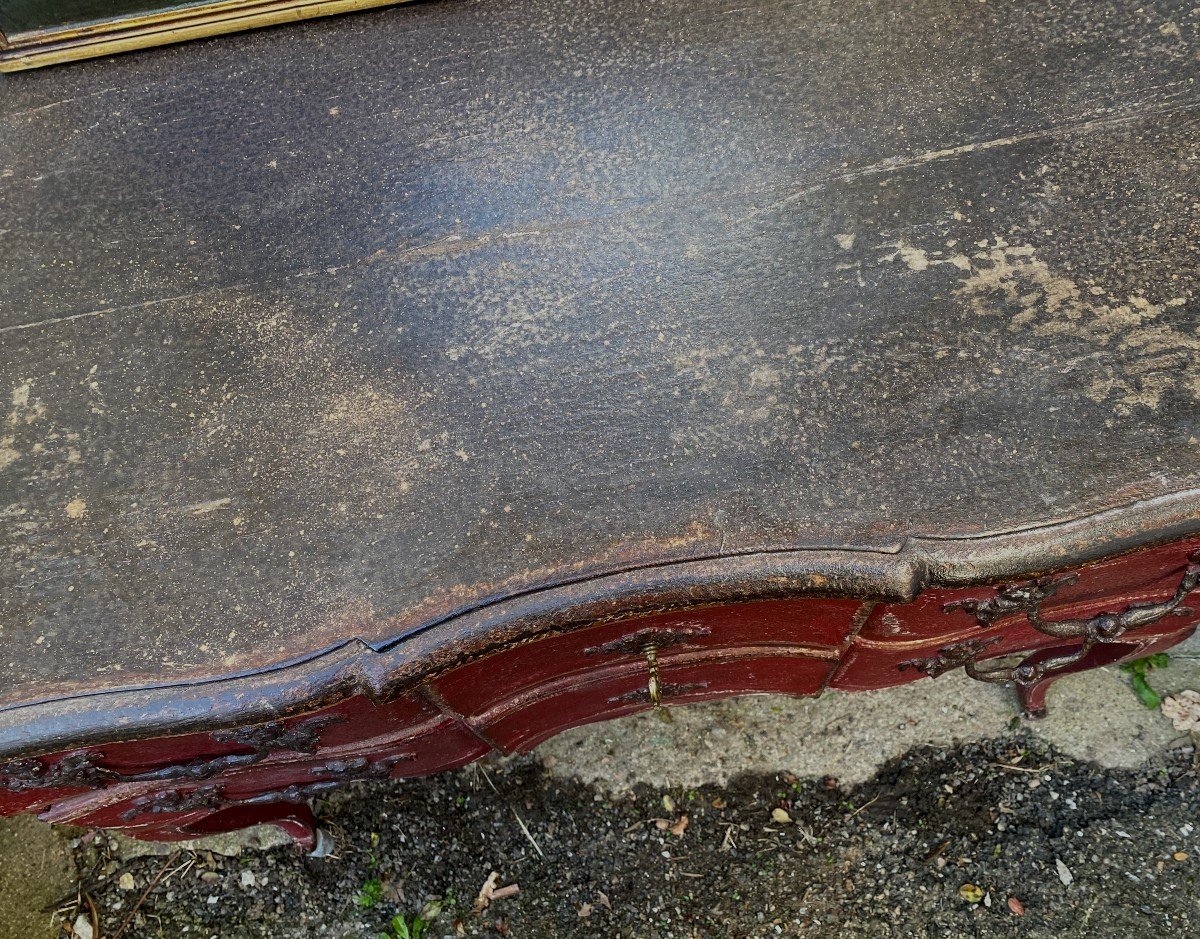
901,553,1200,688
0,714,345,794
118,754,412,821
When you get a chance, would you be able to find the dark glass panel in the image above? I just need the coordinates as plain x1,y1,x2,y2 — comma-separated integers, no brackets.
1,0,208,36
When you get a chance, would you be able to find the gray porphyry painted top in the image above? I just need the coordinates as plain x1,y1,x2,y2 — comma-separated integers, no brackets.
0,0,1198,708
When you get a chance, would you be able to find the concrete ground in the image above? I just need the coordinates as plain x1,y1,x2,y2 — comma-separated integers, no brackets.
4,634,1200,938
538,646,1200,794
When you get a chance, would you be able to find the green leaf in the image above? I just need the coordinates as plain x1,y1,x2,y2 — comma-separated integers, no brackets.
1120,654,1170,709
356,878,384,909
1129,670,1162,710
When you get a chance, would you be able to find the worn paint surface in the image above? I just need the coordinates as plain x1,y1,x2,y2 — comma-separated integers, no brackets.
0,0,1198,716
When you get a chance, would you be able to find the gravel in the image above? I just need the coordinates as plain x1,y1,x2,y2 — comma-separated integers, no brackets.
67,733,1200,938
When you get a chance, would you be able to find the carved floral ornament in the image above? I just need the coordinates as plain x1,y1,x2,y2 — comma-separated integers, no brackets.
901,553,1200,688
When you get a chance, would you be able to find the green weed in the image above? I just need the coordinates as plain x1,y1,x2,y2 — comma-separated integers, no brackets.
1120,653,1171,709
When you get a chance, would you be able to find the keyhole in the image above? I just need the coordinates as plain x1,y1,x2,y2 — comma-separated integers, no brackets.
643,642,672,723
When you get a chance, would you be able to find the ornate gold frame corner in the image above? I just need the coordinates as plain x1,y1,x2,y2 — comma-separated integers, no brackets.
0,0,409,72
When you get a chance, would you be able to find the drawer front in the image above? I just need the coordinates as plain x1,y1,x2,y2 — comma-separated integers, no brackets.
43,717,488,829
0,692,441,805
475,650,836,752
433,598,858,717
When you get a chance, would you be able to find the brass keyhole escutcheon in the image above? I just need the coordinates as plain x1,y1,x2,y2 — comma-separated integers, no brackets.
643,642,673,723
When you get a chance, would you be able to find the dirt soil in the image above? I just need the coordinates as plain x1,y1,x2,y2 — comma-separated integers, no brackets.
65,734,1200,938
0,815,76,939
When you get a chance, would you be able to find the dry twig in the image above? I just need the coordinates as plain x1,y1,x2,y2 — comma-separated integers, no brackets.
110,851,181,939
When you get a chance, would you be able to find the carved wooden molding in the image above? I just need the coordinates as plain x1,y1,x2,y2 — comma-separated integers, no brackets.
0,0,412,72
118,754,410,821
584,626,712,657
0,714,343,794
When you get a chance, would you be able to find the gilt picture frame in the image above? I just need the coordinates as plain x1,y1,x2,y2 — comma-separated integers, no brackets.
0,0,408,71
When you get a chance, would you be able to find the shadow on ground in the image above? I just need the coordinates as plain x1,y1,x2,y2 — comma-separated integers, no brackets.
60,737,1200,938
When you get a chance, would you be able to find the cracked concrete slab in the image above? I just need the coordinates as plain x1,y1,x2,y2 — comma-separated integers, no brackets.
110,824,293,859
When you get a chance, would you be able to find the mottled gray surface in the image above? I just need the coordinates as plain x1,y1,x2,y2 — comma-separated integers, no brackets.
1,0,1198,705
